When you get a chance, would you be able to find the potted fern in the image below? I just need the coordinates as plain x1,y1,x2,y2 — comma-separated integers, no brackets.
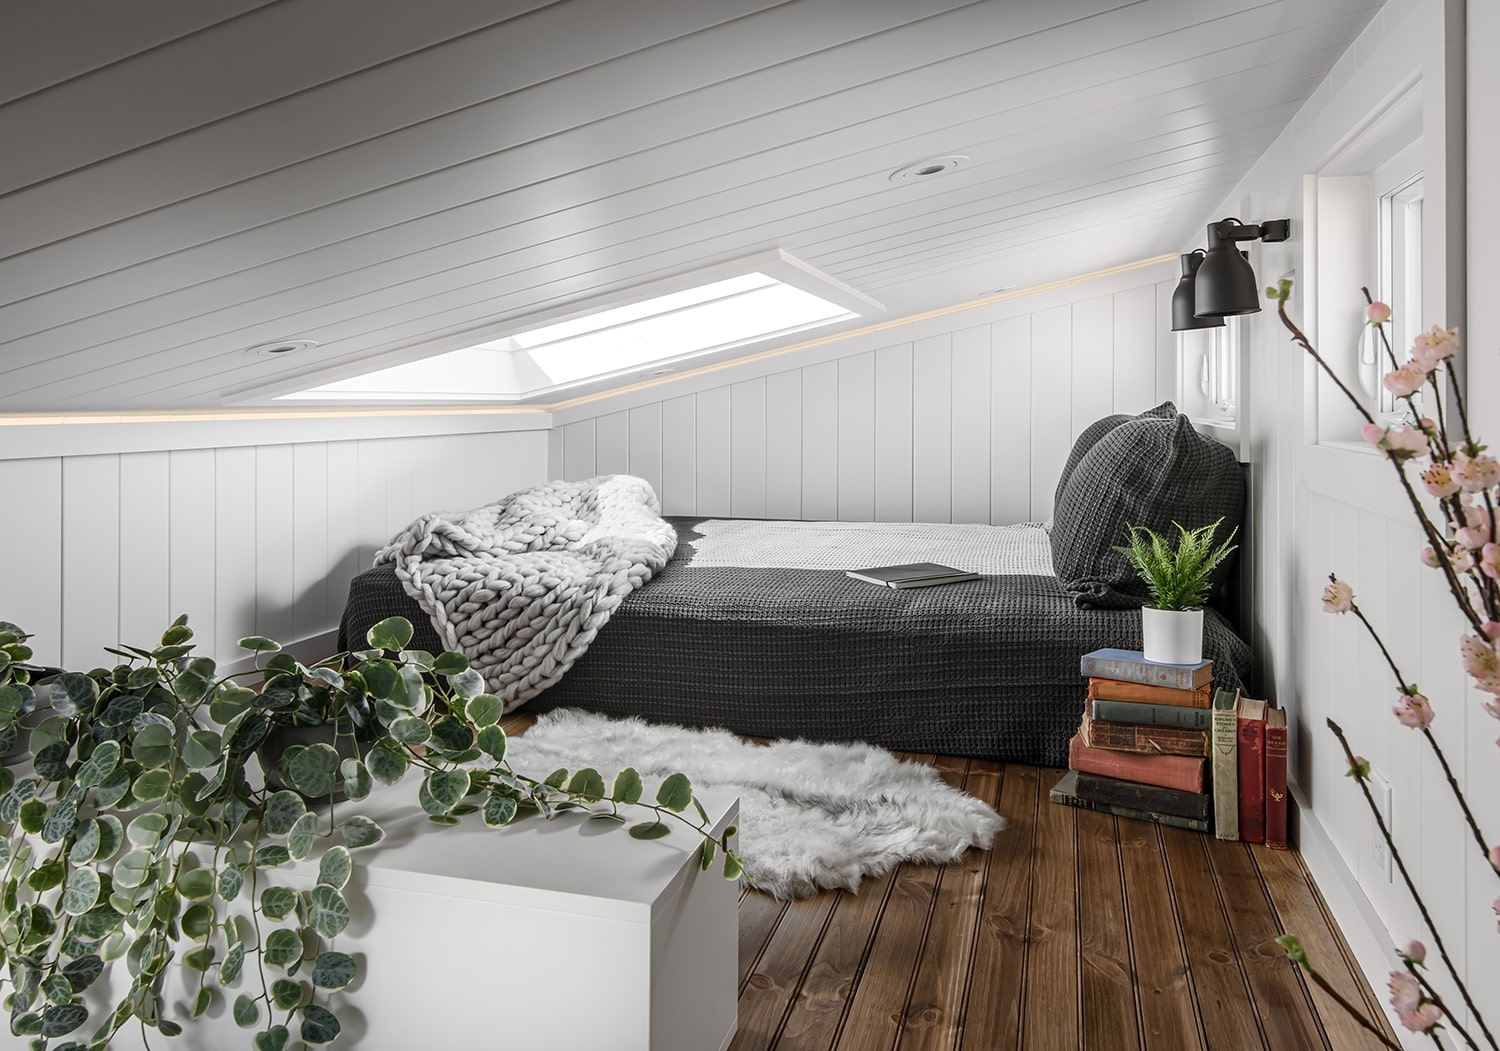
1116,519,1239,665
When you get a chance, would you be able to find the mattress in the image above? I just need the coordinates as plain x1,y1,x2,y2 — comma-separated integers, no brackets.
337,517,1250,767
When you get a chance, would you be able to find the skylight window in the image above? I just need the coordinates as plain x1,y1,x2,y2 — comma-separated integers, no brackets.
271,251,878,405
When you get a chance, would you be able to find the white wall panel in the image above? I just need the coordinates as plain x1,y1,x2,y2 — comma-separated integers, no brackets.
562,420,596,481
1070,294,1114,440
2,428,549,669
695,386,732,517
0,458,63,665
950,326,990,525
764,370,802,520
730,379,766,519
627,404,663,505
990,316,1032,524
660,395,696,516
800,362,839,522
911,334,953,523
873,343,913,523
594,411,630,478
118,451,171,647
1112,284,1158,414
836,353,875,522
1029,306,1072,521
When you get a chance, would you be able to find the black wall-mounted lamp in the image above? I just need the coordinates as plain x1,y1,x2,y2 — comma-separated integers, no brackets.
1170,217,1291,331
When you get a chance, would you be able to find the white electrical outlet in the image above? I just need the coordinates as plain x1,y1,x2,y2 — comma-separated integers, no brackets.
1369,770,1393,882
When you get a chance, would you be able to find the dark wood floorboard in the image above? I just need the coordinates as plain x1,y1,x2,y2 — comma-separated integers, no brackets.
498,716,1393,1049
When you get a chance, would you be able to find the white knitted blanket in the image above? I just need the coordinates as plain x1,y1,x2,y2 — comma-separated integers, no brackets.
373,475,675,711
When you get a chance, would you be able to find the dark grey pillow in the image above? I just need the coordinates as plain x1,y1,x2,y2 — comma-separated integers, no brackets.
1052,401,1178,513
1050,412,1243,609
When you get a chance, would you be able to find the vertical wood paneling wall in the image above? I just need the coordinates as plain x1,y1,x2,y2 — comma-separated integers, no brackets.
0,430,548,670
1205,0,1497,1032
554,273,1178,525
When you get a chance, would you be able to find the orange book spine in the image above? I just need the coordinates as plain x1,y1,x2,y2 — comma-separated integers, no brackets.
1087,678,1213,708
1068,734,1205,792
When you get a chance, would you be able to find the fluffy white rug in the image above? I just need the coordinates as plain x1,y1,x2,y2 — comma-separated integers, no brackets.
513,709,1004,899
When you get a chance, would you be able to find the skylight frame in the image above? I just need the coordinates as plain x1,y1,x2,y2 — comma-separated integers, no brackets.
236,250,882,407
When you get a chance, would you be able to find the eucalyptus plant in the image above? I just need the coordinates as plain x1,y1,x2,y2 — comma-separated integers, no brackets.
0,615,738,1050
1114,518,1239,611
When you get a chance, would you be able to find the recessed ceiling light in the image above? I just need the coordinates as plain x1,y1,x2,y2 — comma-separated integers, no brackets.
978,287,1012,297
244,339,319,358
888,155,968,183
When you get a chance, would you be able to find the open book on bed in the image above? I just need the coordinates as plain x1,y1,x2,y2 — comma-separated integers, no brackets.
844,562,980,589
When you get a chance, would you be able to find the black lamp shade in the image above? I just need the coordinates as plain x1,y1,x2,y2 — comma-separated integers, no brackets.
1171,252,1223,331
1194,226,1262,318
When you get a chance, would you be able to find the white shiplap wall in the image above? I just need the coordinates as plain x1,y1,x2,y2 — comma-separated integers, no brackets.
1199,0,1496,1040
550,267,1177,525
0,429,548,671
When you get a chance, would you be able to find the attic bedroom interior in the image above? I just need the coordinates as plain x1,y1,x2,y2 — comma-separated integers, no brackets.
1,0,1496,1048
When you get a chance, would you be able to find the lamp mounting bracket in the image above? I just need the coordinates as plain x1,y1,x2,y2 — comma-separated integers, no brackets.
1208,217,1290,244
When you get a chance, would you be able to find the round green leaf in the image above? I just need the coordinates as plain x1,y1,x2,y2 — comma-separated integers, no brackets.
299,1003,342,1046
126,812,168,848
628,820,671,840
432,651,469,675
48,673,97,718
612,767,643,804
476,724,507,761
286,742,340,798
68,820,102,865
217,864,245,903
183,944,217,972
219,943,245,985
270,978,306,1011
28,856,65,891
465,694,503,728
339,815,384,850
723,851,744,880
237,635,281,653
93,768,132,809
192,987,214,1019
75,740,121,789
307,885,350,938
261,886,298,921
482,793,518,827
420,769,469,814
263,928,303,969
94,814,124,861
131,768,171,802
263,790,307,836
254,844,290,869
317,845,351,890
568,768,606,801
233,993,260,1028
182,902,216,939
388,715,430,746
427,714,472,752
287,811,318,861
40,1003,88,1038
254,1025,290,1051
177,868,215,901
447,667,485,700
366,616,414,652
18,797,47,834
656,772,693,812
42,973,72,1006
181,729,223,769
131,722,175,769
365,742,408,786
60,867,100,916
340,758,371,801
310,951,357,990
60,954,103,993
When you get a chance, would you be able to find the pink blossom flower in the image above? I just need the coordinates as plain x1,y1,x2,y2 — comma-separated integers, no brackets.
1452,453,1500,492
1366,301,1392,324
1483,543,1500,581
1490,845,1500,871
1412,325,1460,367
1456,505,1494,550
1385,426,1431,459
1322,580,1354,613
1388,970,1422,1013
1485,621,1500,641
1361,423,1386,446
1484,697,1500,720
1402,940,1427,964
1420,546,1441,568
1393,692,1434,729
1383,361,1428,397
1421,464,1460,498
1399,1004,1443,1033
1461,634,1500,690
1453,547,1476,574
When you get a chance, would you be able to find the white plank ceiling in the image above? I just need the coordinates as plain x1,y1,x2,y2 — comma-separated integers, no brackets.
0,0,1380,411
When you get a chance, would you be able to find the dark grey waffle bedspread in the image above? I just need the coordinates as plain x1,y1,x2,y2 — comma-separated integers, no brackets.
337,518,1249,767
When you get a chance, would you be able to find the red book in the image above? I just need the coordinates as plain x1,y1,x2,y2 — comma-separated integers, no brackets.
1068,734,1205,793
1237,698,1268,844
1265,707,1289,850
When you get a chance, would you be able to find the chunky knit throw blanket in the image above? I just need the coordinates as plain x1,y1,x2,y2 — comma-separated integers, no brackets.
373,475,675,711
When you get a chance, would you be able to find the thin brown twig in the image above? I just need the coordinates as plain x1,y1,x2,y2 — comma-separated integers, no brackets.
1409,959,1483,1051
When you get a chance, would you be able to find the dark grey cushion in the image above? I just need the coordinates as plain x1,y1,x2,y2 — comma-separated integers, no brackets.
1050,412,1243,609
1052,401,1178,512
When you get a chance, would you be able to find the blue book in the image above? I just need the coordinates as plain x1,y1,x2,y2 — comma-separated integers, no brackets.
1079,648,1213,690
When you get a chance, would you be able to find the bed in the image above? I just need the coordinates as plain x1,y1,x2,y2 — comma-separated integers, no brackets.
338,514,1250,769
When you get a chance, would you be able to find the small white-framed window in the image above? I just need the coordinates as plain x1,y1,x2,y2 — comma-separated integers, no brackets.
1359,162,1423,420
1198,317,1239,422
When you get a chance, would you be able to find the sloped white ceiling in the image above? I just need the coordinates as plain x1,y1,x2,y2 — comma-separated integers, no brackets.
0,0,1379,412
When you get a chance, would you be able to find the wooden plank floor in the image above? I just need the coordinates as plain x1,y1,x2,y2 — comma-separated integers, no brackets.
727,756,1399,1051
499,716,1395,1050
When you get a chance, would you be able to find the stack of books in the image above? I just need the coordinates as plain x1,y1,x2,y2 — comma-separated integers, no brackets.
1049,649,1289,847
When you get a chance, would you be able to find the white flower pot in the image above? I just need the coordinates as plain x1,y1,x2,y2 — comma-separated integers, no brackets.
1141,606,1204,665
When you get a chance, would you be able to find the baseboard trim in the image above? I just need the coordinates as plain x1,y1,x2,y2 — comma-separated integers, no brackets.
1292,785,1439,1050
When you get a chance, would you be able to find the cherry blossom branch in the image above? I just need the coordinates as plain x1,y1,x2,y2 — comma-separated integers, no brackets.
1409,960,1482,1051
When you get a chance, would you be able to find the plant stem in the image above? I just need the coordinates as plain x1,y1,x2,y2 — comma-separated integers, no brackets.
1327,718,1498,1049
1298,963,1405,1051
1410,960,1483,1051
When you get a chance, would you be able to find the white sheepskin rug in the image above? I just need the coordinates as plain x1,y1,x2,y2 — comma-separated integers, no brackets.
513,709,1004,899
